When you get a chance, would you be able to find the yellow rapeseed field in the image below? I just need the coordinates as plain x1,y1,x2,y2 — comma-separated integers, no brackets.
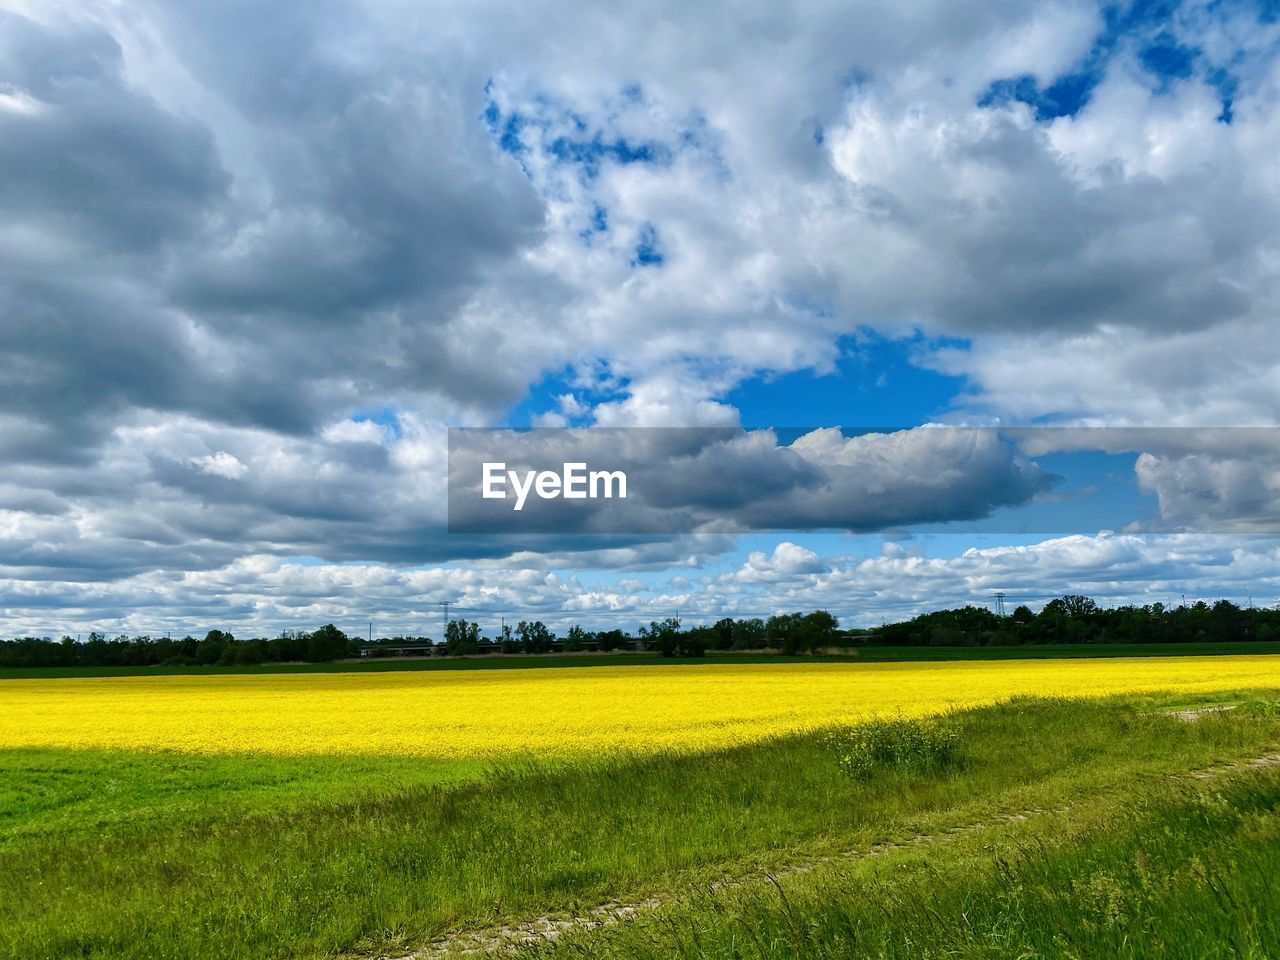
3,656,1279,758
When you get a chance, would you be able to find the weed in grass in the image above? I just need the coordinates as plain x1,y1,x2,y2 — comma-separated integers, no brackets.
823,716,962,780
1238,697,1280,719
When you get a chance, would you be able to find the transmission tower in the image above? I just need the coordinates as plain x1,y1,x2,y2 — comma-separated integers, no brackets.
438,600,453,641
993,592,1007,617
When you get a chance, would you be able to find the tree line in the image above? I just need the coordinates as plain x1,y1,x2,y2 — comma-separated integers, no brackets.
0,611,841,667
3,596,1277,668
874,596,1280,646
0,625,354,668
417,612,841,657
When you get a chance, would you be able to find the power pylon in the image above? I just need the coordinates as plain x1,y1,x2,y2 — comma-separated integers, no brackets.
438,600,453,641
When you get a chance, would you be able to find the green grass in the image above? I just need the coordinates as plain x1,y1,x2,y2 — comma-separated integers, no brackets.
0,749,487,847
537,768,1280,959
4,640,1278,679
2,691,1279,959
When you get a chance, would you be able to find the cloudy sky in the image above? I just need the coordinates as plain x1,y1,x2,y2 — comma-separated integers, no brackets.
3,0,1280,638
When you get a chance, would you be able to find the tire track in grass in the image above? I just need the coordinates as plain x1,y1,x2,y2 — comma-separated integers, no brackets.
387,749,1280,958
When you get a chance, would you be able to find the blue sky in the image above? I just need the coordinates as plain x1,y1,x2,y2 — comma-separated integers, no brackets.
501,328,1167,620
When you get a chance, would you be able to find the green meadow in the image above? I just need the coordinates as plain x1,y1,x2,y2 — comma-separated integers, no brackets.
2,690,1279,958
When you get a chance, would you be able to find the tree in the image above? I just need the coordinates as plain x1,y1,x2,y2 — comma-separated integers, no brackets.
275,628,310,661
595,628,628,652
444,619,481,656
517,620,554,654
1036,599,1094,643
1059,595,1098,619
679,626,714,657
197,629,232,665
564,625,588,652
238,640,266,665
306,624,349,662
766,613,804,653
794,610,838,653
876,606,1003,646
499,623,520,654
1210,599,1245,642
643,618,682,657
731,618,766,649
712,618,736,650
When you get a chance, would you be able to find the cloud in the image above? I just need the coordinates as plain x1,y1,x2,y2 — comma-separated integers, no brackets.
734,542,827,583
707,531,1280,624
3,0,1279,629
1004,427,1280,532
448,426,1054,534
7,0,1279,459
1135,449,1280,533
4,532,1278,638
0,4,549,470
191,451,248,479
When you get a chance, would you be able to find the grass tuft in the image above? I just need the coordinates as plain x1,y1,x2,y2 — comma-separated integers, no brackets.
824,716,962,780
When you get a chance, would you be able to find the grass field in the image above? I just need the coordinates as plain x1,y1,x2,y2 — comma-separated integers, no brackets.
3,656,1279,958
534,751,1280,959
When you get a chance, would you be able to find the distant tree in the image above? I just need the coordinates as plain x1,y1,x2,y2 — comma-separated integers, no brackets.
564,625,588,652
517,620,554,654
1210,599,1245,642
238,640,266,665
595,628,628,652
275,628,310,661
1038,597,1109,643
876,606,1001,646
444,619,481,656
731,618,766,649
643,618,682,657
306,624,349,662
197,629,232,665
794,610,839,653
712,617,736,650
1059,595,1099,619
679,626,715,657
7,594,1278,673
766,613,804,653
499,623,520,654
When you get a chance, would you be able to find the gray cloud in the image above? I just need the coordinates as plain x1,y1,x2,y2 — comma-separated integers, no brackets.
0,4,549,469
449,426,1054,533
3,0,1279,631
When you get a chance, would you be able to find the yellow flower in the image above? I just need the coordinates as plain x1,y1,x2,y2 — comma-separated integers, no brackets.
2,656,1276,759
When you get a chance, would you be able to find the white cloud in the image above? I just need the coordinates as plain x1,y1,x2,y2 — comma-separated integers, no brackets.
192,451,247,479
734,542,827,582
3,0,1279,629
321,419,388,445
4,532,1279,637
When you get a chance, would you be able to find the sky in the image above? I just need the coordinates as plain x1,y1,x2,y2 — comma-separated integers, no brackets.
3,0,1280,638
